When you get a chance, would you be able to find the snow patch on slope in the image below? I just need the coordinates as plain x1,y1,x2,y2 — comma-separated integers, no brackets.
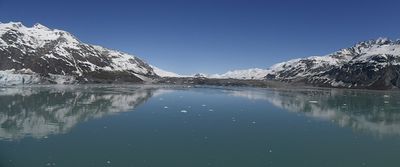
92,45,153,74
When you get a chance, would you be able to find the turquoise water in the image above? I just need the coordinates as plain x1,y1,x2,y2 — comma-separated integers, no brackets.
0,85,400,167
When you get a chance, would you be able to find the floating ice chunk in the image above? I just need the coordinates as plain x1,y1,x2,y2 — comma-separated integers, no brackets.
45,162,56,166
209,109,214,111
180,110,188,113
106,160,111,164
201,104,206,107
269,149,272,153
164,106,168,109
308,101,318,103
383,95,390,98
384,101,389,104
252,121,256,124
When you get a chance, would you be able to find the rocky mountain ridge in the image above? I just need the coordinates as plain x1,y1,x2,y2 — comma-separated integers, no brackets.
266,38,400,89
0,22,158,85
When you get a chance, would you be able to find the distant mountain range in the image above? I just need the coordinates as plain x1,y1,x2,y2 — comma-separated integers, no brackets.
1,22,400,89
209,68,271,80
198,38,400,89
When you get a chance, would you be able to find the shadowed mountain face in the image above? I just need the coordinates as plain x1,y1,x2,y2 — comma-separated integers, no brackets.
228,88,400,137
0,85,160,141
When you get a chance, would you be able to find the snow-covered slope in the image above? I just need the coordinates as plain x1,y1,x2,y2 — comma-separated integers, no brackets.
266,38,400,89
0,22,158,85
151,65,182,77
210,68,270,80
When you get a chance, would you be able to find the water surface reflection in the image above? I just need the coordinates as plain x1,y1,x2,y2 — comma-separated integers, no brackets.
2,85,400,141
228,88,400,137
0,85,163,140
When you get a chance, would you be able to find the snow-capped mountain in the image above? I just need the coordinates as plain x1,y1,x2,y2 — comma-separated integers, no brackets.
266,38,400,89
210,68,271,80
0,22,157,85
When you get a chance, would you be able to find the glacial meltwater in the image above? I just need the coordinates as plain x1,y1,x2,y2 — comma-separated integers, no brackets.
0,85,400,167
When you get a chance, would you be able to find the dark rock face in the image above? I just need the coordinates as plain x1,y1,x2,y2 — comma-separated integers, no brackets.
0,22,158,84
266,38,400,89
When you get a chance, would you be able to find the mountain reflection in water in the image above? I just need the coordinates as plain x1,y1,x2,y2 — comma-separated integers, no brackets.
0,85,164,140
228,88,400,137
2,85,400,141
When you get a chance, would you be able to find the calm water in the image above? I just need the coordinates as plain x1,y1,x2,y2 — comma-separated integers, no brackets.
0,85,400,167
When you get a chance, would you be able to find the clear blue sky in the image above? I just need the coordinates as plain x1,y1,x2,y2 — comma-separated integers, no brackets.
0,0,399,74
